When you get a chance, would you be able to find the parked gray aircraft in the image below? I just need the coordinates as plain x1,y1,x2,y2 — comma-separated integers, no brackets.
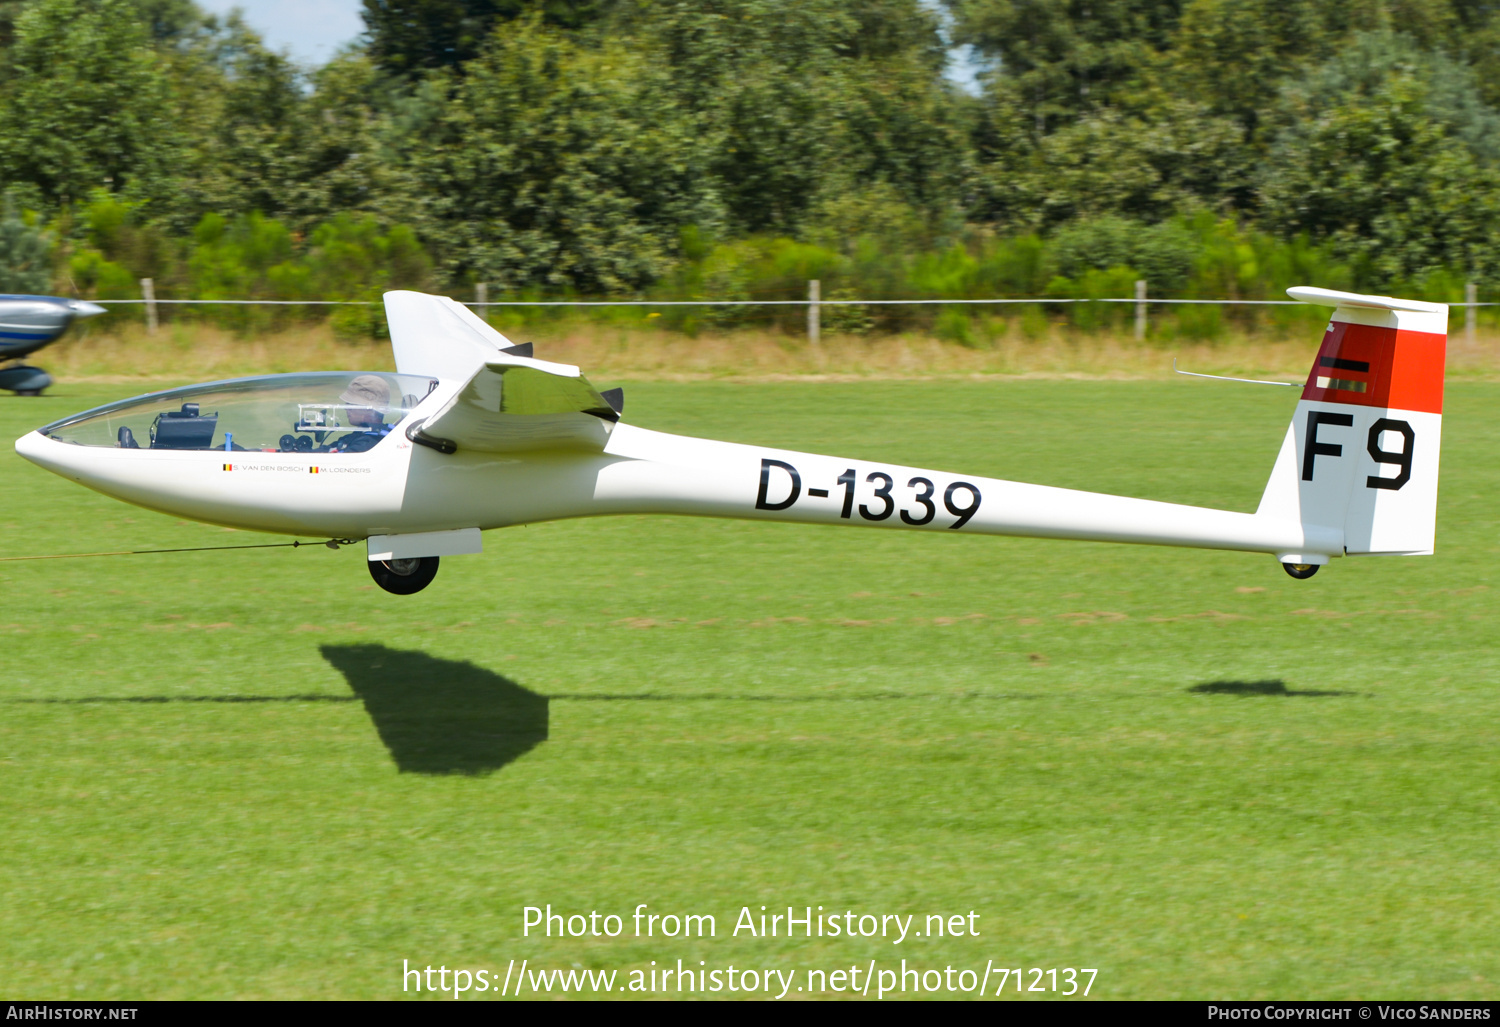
0,295,106,394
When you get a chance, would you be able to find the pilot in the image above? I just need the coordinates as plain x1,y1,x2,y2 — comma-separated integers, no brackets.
328,375,395,453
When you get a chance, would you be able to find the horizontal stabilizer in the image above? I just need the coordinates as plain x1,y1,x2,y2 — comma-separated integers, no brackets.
1286,287,1446,314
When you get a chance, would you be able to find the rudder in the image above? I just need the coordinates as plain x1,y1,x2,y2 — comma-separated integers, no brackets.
1257,287,1446,558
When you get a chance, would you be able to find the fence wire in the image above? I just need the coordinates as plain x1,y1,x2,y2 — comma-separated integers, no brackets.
91,297,1500,307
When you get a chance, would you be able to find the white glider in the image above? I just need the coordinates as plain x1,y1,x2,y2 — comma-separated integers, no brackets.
14,287,1447,593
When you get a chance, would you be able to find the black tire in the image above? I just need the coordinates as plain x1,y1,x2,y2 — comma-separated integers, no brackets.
368,555,440,594
1282,562,1320,580
15,388,42,397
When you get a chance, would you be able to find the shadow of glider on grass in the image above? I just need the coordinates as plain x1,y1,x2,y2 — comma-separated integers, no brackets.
322,645,547,775
11,646,549,776
16,287,1447,592
1189,680,1359,698
11,643,1055,776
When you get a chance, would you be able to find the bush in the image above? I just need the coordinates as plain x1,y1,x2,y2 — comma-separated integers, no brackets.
935,306,978,348
824,287,873,335
0,213,52,293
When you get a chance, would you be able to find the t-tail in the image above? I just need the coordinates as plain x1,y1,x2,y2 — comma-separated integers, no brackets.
1254,287,1446,575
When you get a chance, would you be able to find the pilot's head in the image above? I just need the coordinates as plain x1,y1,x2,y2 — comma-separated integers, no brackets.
341,375,391,429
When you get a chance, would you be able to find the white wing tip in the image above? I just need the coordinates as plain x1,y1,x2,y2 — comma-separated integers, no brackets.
1286,286,1447,314
483,356,582,378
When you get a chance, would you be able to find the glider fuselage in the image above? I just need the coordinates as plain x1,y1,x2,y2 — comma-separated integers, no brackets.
14,391,1336,559
13,286,1449,590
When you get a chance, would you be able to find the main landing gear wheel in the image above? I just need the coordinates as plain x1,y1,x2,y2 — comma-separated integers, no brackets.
368,555,440,594
1282,562,1320,580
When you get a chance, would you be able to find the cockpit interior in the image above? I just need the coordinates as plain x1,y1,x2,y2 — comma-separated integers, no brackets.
40,372,439,454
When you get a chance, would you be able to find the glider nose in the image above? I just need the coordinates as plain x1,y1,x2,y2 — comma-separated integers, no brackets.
14,430,66,475
69,300,107,318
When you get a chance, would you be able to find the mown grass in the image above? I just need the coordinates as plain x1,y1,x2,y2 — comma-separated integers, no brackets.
1,378,1497,1000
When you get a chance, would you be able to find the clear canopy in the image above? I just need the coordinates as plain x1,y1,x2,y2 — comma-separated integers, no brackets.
40,372,438,453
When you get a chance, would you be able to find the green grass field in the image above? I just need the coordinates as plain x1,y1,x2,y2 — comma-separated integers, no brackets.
2,379,1497,1000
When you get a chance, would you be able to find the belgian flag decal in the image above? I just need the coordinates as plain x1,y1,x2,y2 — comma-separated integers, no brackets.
309,466,319,474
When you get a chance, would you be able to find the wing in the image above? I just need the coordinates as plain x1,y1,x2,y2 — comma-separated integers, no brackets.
409,361,621,454
385,290,519,380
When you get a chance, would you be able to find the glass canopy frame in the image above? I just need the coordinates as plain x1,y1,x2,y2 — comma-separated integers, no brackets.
39,372,440,454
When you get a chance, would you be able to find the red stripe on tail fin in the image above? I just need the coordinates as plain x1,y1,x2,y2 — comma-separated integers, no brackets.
1301,321,1445,414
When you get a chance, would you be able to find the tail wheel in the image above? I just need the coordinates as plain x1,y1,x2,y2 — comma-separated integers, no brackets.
1282,562,1319,580
368,555,440,594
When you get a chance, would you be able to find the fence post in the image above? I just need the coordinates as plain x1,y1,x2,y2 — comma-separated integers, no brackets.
140,278,158,335
1466,281,1477,346
1134,280,1147,341
807,279,821,346
476,282,487,308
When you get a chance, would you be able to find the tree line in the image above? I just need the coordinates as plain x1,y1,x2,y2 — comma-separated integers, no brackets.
2,0,1499,338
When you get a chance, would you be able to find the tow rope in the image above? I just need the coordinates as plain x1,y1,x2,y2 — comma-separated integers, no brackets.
0,539,357,562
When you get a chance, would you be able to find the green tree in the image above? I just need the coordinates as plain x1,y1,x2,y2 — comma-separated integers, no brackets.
133,0,206,44
66,191,178,287
189,18,311,223
947,0,1185,133
1259,33,1500,285
0,0,208,47
971,99,1249,231
0,209,50,292
305,214,431,297
304,214,434,338
1169,0,1338,137
187,211,297,298
392,17,721,291
0,1,26,48
362,0,615,76
297,54,405,227
1168,0,1491,136
0,0,182,210
631,0,968,239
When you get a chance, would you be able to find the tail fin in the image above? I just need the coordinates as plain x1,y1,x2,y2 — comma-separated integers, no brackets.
1256,287,1446,559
